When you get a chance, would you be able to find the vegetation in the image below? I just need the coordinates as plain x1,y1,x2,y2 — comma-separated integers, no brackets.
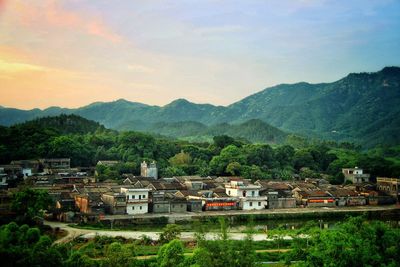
11,188,54,224
1,216,398,266
285,217,400,266
1,115,399,181
1,67,399,147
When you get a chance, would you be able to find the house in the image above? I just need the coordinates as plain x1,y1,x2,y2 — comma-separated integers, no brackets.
167,193,187,213
201,197,238,211
184,180,204,190
151,191,171,213
40,158,71,174
225,180,267,210
0,165,22,177
102,190,127,215
377,177,400,202
74,186,108,215
265,191,296,209
140,161,158,179
121,187,150,215
54,192,77,222
294,190,335,207
187,199,202,212
10,160,41,177
342,167,370,183
327,187,366,206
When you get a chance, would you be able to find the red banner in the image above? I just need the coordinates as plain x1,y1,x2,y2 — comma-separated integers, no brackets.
308,199,334,203
206,202,236,207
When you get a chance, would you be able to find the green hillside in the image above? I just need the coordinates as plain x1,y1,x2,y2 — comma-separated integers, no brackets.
119,119,287,144
1,67,399,147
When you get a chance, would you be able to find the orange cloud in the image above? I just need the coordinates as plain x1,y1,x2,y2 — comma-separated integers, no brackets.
11,0,122,44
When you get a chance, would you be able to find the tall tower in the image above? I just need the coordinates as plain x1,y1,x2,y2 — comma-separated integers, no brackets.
140,161,158,179
148,161,158,180
140,161,148,177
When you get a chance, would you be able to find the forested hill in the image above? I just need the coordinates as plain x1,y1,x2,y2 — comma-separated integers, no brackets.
1,67,399,147
225,66,400,147
12,114,106,135
120,119,288,144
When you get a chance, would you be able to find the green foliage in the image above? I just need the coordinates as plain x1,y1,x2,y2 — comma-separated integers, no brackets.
156,239,185,267
1,114,399,181
188,217,257,267
159,224,182,244
287,217,400,267
11,188,54,224
0,223,62,267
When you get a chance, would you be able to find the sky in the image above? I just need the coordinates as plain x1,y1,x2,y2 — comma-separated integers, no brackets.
0,0,399,109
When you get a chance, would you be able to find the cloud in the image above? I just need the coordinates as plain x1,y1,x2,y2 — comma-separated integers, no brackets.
0,59,47,73
10,0,122,44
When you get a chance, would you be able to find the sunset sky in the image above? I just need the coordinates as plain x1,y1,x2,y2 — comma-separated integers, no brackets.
0,0,399,109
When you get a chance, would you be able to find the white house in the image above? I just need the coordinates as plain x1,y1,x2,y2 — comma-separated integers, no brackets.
121,187,150,215
342,167,370,183
225,180,267,210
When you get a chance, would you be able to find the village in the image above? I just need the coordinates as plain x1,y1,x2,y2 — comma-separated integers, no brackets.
0,158,399,224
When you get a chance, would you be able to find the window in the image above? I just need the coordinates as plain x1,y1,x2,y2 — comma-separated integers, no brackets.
249,202,253,207
127,195,129,200
258,202,261,206
132,206,135,210
181,205,183,208
140,206,142,210
252,191,255,197
228,190,231,195
133,195,135,199
143,195,146,199
139,195,141,200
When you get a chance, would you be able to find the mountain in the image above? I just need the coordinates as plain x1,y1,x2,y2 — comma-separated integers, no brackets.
225,67,400,146
121,119,287,144
1,67,399,146
11,114,106,135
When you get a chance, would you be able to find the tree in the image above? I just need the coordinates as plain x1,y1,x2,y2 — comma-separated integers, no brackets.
213,135,238,149
0,223,63,267
293,149,316,171
159,224,182,244
103,242,137,267
226,162,242,176
169,151,192,166
157,239,185,267
209,145,245,175
162,166,186,177
11,188,54,224
290,217,400,267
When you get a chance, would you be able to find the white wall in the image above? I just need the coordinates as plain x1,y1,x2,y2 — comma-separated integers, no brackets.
126,203,149,215
242,200,266,210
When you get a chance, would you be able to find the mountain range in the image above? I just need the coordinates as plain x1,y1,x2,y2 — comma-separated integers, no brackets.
1,66,399,147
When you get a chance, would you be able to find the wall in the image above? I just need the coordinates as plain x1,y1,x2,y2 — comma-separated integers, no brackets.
126,203,148,215
241,199,266,210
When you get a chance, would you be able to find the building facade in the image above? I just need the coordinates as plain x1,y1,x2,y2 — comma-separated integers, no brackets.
225,180,267,210
121,187,150,215
342,167,370,183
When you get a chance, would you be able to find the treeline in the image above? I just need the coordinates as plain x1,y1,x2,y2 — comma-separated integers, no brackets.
1,216,399,267
1,115,399,182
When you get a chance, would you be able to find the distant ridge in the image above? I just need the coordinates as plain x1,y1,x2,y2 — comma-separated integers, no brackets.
1,66,399,147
